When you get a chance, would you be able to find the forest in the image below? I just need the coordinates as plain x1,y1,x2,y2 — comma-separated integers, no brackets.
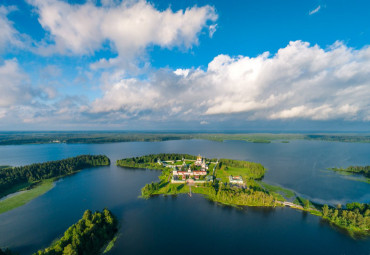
0,155,110,196
35,209,118,255
321,202,370,233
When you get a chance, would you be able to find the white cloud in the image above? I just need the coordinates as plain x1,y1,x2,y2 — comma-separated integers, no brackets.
309,5,321,15
0,5,24,50
27,0,217,63
209,24,217,38
90,41,370,122
0,59,34,108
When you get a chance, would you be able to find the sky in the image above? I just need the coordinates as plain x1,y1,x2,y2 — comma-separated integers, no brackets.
0,0,369,131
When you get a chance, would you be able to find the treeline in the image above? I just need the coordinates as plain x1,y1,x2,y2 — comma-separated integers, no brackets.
322,203,370,232
35,209,118,255
331,166,370,178
0,155,110,195
217,159,266,179
0,132,194,145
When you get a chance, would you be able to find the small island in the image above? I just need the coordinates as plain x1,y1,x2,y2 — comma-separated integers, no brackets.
117,153,370,237
329,165,370,183
0,155,110,214
35,209,118,255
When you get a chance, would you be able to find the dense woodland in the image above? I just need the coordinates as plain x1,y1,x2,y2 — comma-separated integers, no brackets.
331,166,370,178
322,203,370,232
35,209,118,255
0,155,110,196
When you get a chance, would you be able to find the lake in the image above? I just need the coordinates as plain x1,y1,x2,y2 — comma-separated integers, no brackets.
0,139,369,254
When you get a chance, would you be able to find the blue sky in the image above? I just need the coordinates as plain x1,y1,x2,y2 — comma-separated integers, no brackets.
0,0,369,131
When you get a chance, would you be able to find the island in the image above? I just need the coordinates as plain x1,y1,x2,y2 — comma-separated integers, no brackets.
35,209,118,255
329,165,370,183
117,153,370,237
0,155,110,214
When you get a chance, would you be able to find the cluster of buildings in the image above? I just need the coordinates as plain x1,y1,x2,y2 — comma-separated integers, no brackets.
172,155,208,180
158,155,244,186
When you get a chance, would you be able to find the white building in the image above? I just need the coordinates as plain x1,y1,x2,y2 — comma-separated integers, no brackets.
229,175,243,184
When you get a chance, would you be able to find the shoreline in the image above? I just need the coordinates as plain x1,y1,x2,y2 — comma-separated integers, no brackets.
0,179,55,214
117,156,369,238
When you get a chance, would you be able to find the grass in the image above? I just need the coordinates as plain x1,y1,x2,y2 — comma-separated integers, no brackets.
0,179,54,214
103,234,119,253
0,181,32,198
259,182,295,198
215,166,259,183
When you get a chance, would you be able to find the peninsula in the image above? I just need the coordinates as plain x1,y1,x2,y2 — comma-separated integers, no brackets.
35,209,118,255
117,153,370,237
0,155,110,214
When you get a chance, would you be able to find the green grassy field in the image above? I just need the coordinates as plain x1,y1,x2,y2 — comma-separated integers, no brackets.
215,166,262,184
0,179,54,214
259,182,295,198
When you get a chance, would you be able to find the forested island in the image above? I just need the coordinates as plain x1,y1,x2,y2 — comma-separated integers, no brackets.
35,209,118,255
0,155,110,214
0,132,369,145
117,153,370,237
329,165,370,180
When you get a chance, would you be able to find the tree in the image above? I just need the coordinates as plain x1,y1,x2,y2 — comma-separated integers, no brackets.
304,199,310,209
322,204,329,217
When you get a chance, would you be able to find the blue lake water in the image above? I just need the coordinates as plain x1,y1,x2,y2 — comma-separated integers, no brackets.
0,139,369,254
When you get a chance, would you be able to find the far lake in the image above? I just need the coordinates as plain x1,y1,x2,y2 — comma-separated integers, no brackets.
0,139,369,254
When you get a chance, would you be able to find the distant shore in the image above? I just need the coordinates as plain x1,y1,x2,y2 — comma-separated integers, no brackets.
0,132,369,145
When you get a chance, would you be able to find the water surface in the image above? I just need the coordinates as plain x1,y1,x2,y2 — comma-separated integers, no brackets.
0,140,369,254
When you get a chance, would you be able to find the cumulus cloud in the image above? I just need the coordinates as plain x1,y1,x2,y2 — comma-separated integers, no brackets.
309,5,321,15
0,5,24,50
89,41,370,122
27,0,217,63
0,59,36,108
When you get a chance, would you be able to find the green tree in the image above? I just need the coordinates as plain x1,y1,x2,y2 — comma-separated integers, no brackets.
304,199,310,209
322,204,329,217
